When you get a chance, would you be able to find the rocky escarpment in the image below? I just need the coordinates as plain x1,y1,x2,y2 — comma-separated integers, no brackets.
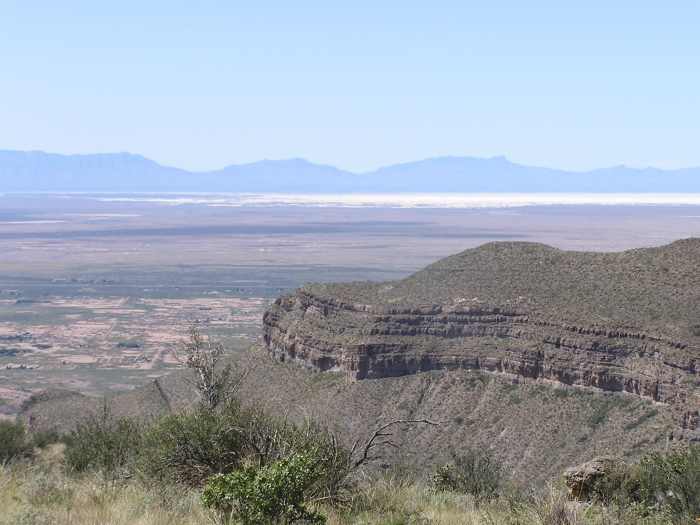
264,240,700,438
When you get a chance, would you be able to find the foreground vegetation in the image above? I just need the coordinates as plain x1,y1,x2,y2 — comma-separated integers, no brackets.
2,331,697,524
2,413,698,525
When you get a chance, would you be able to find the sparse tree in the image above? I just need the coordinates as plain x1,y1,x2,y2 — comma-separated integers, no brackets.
177,326,247,411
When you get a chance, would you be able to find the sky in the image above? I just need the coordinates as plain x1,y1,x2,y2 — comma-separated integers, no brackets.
0,1,698,172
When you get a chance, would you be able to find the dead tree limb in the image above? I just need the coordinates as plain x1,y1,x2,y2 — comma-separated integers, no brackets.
351,418,440,469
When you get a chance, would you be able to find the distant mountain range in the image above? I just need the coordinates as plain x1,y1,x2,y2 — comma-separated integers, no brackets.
1,150,699,193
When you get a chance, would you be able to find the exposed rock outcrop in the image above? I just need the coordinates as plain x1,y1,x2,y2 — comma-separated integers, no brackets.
264,240,700,437
564,457,626,501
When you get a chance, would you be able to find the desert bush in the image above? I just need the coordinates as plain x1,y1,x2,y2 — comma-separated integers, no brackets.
0,420,32,463
202,453,326,524
199,405,356,503
431,449,503,502
297,423,354,505
636,445,700,522
137,402,248,486
239,414,353,502
135,398,353,497
587,462,641,506
580,446,700,522
63,408,142,478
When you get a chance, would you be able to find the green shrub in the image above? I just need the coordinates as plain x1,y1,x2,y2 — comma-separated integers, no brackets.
137,402,247,486
135,401,353,496
202,453,326,524
63,409,142,478
588,462,641,505
431,449,503,501
0,419,32,463
583,446,700,522
240,415,353,502
207,406,354,503
295,422,353,504
637,445,700,522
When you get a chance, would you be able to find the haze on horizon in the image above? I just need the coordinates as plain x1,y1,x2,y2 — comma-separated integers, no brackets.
1,1,698,173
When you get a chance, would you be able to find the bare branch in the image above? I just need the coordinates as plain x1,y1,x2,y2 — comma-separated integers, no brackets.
352,418,439,469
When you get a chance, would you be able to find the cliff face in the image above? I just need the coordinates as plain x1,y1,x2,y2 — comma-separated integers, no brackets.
264,240,700,438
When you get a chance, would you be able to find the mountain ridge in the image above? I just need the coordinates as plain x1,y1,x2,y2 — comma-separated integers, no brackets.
264,239,700,438
2,149,700,192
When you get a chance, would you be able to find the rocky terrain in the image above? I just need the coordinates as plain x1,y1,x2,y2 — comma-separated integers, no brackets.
264,239,700,439
20,239,699,482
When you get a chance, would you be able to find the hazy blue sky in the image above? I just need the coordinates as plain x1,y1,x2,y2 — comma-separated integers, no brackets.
1,1,698,172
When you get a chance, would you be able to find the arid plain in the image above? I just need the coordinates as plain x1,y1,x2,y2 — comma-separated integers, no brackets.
1,193,699,416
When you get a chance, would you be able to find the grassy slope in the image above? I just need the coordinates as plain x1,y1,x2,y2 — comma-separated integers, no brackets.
0,449,207,525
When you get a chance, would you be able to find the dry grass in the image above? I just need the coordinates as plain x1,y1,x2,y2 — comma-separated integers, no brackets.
323,476,590,525
0,447,677,525
0,446,211,525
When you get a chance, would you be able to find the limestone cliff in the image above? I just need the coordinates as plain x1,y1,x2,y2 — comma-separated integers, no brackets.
264,240,700,438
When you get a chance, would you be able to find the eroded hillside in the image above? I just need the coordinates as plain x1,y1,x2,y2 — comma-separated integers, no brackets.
20,346,677,484
264,240,700,438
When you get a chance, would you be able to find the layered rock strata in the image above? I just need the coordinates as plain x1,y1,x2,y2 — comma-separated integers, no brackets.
264,240,700,437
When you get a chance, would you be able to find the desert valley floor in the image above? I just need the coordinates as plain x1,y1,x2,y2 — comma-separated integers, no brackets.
1,193,699,416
